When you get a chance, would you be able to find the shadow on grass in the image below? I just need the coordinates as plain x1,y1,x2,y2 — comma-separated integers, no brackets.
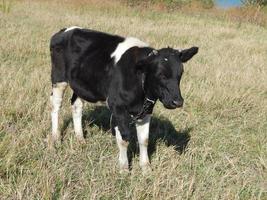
61,106,191,164
61,106,111,140
127,115,191,167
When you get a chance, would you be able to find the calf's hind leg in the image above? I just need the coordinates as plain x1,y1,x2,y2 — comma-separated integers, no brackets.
71,93,85,142
50,82,68,142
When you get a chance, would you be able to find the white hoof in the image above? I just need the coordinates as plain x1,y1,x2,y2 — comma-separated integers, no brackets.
141,163,152,175
119,166,130,174
76,135,86,144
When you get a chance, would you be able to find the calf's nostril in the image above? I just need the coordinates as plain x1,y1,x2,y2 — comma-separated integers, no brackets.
172,100,179,106
172,100,183,107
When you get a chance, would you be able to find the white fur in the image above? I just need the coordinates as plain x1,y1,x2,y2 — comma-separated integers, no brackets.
115,127,129,171
50,82,68,140
64,26,82,32
136,115,151,170
111,37,149,63
72,97,84,139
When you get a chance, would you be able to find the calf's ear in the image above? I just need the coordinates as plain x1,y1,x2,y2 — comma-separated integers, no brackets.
178,46,198,63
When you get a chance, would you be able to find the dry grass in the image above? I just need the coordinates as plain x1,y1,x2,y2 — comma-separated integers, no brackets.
0,0,267,199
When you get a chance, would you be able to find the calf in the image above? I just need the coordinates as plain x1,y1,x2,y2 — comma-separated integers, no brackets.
49,27,198,172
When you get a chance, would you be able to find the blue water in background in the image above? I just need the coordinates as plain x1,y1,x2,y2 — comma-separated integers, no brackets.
216,0,242,8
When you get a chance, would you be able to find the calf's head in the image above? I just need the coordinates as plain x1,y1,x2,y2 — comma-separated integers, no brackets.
138,47,198,109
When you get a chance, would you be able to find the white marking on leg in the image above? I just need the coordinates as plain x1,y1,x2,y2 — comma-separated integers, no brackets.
111,37,149,63
72,97,84,141
136,115,151,171
64,26,82,32
115,127,129,172
50,82,67,141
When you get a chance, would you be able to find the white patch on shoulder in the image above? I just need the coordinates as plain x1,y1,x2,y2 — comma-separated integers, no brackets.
64,26,82,32
111,37,149,63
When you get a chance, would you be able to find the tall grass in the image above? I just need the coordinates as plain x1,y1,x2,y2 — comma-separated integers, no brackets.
123,0,267,26
125,0,214,9
0,0,266,199
0,0,12,13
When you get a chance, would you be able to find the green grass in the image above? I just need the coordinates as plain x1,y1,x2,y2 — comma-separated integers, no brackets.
0,0,266,199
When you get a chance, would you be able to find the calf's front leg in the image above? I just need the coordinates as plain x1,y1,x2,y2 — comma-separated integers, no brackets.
136,115,151,173
110,107,132,173
114,126,129,172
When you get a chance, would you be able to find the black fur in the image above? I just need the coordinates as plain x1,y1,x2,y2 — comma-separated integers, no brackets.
50,28,198,141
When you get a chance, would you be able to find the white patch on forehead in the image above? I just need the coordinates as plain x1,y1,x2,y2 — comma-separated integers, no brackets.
111,37,149,63
64,26,82,32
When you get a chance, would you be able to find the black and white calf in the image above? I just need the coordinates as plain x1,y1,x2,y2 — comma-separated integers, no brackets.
50,26,198,172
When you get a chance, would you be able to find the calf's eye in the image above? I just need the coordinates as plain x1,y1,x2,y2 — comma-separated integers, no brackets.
159,73,167,80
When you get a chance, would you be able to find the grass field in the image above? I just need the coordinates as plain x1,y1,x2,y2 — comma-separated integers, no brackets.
0,0,266,199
